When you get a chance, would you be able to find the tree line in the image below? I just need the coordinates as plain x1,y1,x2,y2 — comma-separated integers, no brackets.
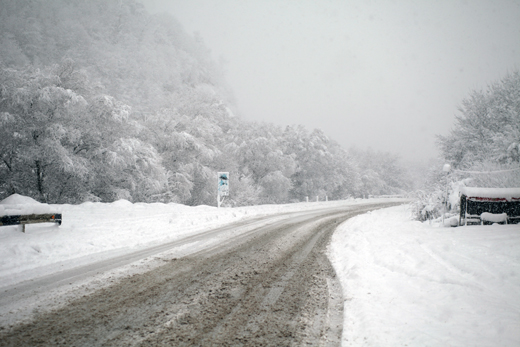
0,0,411,205
413,70,520,220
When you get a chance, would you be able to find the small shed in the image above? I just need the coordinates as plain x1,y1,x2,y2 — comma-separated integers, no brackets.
459,187,520,225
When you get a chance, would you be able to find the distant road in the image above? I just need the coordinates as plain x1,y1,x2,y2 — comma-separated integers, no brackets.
0,201,402,346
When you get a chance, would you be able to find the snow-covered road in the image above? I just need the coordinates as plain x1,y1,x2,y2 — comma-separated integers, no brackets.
0,196,388,289
1,196,519,346
0,200,400,346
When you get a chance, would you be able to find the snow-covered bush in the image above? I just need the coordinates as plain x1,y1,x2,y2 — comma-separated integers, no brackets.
410,190,444,222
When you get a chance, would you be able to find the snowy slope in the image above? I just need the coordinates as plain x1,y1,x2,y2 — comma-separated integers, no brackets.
329,205,520,347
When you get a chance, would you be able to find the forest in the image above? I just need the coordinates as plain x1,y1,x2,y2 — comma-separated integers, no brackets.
0,0,415,206
414,70,520,220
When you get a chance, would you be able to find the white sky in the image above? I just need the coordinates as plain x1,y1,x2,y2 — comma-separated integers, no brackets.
142,0,520,162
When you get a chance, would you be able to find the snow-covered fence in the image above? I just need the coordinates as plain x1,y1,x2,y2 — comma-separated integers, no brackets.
0,214,62,233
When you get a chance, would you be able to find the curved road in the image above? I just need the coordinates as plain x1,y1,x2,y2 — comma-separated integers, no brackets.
0,202,401,346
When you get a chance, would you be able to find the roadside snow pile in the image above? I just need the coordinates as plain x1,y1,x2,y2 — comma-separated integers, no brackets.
329,205,520,347
0,195,393,288
0,199,256,286
0,194,54,216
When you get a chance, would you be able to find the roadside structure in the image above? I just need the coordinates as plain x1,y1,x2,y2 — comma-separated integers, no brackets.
459,187,520,225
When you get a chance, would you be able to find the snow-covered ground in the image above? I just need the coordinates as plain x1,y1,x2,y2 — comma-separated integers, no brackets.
0,194,383,288
1,195,519,346
329,205,520,347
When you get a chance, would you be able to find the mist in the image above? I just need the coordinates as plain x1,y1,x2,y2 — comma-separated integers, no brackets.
1,0,518,206
142,0,520,162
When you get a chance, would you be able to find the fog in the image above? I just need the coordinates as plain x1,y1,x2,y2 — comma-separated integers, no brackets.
142,0,520,162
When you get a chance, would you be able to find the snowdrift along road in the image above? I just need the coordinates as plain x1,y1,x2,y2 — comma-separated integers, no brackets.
0,201,402,346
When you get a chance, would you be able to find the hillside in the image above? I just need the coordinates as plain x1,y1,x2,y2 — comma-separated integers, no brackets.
0,0,412,205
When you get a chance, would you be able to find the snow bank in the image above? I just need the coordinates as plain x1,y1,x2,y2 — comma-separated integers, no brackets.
329,205,520,347
0,200,245,285
0,196,396,288
0,194,54,216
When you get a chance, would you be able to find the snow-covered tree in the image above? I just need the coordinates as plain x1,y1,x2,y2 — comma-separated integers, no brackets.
0,62,167,203
347,147,410,197
0,65,90,202
412,70,520,221
284,126,360,201
438,71,520,169
0,0,414,206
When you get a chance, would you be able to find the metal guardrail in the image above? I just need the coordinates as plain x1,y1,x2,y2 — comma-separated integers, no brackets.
0,213,62,232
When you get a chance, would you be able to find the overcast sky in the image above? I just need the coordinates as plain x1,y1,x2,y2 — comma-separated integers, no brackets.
142,0,520,163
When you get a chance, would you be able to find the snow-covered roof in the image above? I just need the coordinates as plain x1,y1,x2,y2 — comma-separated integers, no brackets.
460,187,520,200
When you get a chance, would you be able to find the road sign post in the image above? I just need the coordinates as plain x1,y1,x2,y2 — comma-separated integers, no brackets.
217,172,229,208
